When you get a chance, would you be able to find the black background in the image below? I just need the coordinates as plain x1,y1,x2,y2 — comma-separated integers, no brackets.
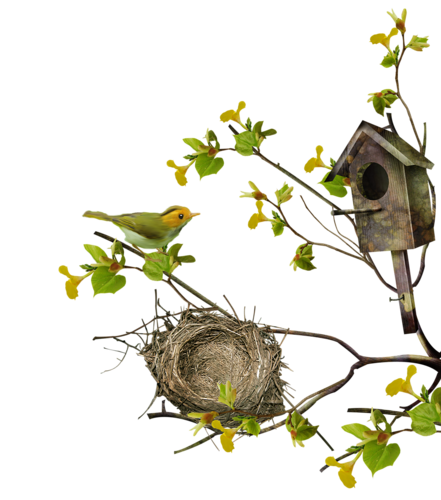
54,7,439,491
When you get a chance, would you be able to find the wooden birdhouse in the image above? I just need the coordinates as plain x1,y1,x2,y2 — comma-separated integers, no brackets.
326,120,435,334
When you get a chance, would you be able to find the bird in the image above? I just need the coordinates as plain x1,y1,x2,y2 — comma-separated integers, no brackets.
83,206,200,249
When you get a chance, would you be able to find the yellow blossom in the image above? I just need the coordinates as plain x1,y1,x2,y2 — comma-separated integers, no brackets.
386,364,425,401
304,146,331,173
367,27,400,50
248,200,274,229
220,101,246,129
166,159,195,186
211,420,240,454
59,266,93,300
325,450,362,489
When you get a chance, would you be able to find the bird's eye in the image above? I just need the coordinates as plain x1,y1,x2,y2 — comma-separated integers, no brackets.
179,213,184,219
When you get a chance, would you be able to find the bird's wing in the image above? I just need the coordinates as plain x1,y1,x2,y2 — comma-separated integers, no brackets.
114,212,164,240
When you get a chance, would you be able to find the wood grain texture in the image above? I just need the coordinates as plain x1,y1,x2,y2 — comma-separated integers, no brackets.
391,250,418,334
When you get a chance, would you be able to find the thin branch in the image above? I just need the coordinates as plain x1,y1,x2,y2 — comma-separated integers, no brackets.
162,277,217,311
162,275,217,311
299,196,397,292
138,385,159,420
331,215,358,239
95,231,144,258
147,404,231,455
260,152,358,233
395,33,422,151
236,113,400,294
223,295,240,323
266,195,397,295
412,244,429,288
93,318,157,340
172,433,220,455
364,252,398,293
348,408,441,428
267,200,366,264
164,273,233,319
99,346,130,375
415,321,441,359
203,427,222,453
297,193,361,252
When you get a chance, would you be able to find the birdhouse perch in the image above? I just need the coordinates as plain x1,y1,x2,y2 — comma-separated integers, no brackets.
326,121,435,334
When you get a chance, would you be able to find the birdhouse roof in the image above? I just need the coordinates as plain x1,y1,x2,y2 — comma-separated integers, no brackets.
326,120,434,182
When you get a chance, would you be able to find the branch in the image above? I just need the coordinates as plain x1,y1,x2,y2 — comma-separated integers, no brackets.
349,408,408,417
228,124,358,233
297,193,361,252
363,252,398,292
267,200,366,264
265,327,441,416
297,198,397,291
138,385,159,420
146,401,272,455
101,343,130,374
415,320,441,362
412,244,429,288
267,194,397,295
162,274,217,311
236,140,399,293
395,33,422,152
147,325,441,447
297,154,402,293
165,273,233,319
90,318,153,342
92,230,145,259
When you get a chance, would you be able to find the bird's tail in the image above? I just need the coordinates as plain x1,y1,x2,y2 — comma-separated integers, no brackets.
80,210,113,222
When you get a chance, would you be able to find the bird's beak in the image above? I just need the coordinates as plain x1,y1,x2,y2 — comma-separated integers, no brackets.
189,212,200,218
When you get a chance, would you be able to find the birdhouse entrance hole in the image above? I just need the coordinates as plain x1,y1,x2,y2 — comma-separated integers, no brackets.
356,162,389,200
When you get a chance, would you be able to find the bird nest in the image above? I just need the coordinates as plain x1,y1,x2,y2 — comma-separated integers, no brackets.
140,311,288,427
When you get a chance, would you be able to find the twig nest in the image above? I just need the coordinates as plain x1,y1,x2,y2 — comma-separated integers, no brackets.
141,311,288,427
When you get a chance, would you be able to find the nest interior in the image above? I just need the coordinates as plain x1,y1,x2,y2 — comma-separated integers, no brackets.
141,311,288,427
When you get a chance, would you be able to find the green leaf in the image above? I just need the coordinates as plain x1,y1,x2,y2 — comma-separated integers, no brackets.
314,170,350,198
407,403,440,437
180,137,205,150
176,255,196,263
421,385,429,403
89,267,129,300
217,381,236,409
371,409,391,433
290,411,305,429
141,250,169,282
371,88,398,118
377,43,401,69
295,425,315,440
292,245,316,271
430,387,441,406
269,208,286,238
338,422,372,441
193,153,227,182
81,243,109,262
361,441,403,481
205,129,219,150
346,445,363,453
77,262,96,273
253,120,279,139
244,115,253,130
168,244,182,259
229,130,257,157
244,419,261,437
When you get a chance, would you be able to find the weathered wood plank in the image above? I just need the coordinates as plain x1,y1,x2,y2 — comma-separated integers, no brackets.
391,250,418,334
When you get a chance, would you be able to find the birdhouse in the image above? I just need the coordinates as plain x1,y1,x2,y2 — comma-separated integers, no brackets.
326,120,435,334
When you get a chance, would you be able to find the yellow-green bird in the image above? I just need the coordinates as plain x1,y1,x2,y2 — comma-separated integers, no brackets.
83,206,200,249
